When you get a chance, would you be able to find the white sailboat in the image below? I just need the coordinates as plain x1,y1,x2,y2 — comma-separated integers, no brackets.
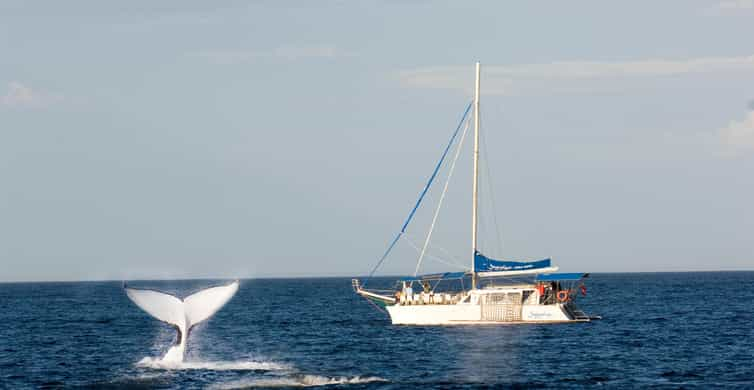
354,62,600,325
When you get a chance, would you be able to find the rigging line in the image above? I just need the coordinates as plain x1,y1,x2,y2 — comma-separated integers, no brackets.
364,101,473,285
407,234,467,266
404,234,468,269
414,114,471,276
399,101,473,234
479,109,504,256
402,235,467,270
364,297,388,314
403,233,467,268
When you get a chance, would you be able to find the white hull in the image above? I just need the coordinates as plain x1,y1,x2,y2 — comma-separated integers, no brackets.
383,286,591,325
386,302,580,325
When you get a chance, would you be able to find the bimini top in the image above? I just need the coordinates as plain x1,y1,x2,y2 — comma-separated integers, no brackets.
399,272,467,282
536,273,589,282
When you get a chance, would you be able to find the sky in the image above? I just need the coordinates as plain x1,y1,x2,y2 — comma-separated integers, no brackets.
1,1,753,282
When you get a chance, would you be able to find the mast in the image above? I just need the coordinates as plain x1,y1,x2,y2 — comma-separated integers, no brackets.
471,62,480,289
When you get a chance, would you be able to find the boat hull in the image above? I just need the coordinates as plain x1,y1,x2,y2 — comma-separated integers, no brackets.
386,302,583,325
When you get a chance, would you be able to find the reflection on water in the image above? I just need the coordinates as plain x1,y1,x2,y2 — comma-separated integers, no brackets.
448,326,527,384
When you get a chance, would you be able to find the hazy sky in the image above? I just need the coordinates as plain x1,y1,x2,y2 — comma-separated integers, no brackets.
2,1,753,282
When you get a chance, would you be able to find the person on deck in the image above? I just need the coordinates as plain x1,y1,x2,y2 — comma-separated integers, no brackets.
403,283,413,305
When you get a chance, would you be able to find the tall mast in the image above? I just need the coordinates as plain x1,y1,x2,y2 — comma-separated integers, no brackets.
471,62,480,289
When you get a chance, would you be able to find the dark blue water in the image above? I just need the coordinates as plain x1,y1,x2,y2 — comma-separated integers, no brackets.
1,273,753,389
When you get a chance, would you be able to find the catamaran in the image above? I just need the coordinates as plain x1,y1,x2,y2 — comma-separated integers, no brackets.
353,62,600,325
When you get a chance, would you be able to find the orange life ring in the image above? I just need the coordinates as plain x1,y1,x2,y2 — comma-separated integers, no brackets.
556,290,570,302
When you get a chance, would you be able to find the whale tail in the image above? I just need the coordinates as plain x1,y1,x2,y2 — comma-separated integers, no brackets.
124,280,239,362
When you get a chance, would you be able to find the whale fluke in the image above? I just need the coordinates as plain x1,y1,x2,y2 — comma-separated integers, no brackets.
124,280,239,362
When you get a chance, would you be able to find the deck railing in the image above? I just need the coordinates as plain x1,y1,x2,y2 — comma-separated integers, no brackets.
397,292,464,305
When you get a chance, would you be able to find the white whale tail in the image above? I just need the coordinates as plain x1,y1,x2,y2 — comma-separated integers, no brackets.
124,280,240,363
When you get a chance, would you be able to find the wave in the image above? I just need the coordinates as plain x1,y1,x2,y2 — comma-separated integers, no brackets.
136,357,290,371
209,375,388,389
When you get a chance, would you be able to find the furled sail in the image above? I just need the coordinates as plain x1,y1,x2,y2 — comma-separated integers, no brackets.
474,251,558,276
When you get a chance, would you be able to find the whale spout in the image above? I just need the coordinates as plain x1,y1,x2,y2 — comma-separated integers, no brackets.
124,280,239,363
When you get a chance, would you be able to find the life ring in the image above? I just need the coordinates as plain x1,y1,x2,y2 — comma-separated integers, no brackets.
556,290,570,302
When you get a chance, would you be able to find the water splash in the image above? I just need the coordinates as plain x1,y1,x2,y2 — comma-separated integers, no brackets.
136,357,290,371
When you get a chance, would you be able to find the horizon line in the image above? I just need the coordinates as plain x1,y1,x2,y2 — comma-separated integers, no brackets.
2,268,754,284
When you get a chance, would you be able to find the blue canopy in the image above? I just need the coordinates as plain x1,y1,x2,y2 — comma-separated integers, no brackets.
474,251,551,273
536,273,589,281
400,272,467,282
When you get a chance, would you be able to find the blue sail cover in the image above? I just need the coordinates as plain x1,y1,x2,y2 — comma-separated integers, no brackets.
474,251,551,273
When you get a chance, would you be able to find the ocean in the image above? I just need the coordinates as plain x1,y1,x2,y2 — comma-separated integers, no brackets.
1,272,752,389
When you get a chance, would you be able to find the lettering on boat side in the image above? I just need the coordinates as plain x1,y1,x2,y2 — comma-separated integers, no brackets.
527,312,555,319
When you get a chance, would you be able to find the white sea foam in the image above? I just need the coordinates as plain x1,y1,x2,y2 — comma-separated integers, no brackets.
209,375,388,389
136,357,290,371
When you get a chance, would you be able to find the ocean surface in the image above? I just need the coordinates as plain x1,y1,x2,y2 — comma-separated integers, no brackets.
1,272,753,389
